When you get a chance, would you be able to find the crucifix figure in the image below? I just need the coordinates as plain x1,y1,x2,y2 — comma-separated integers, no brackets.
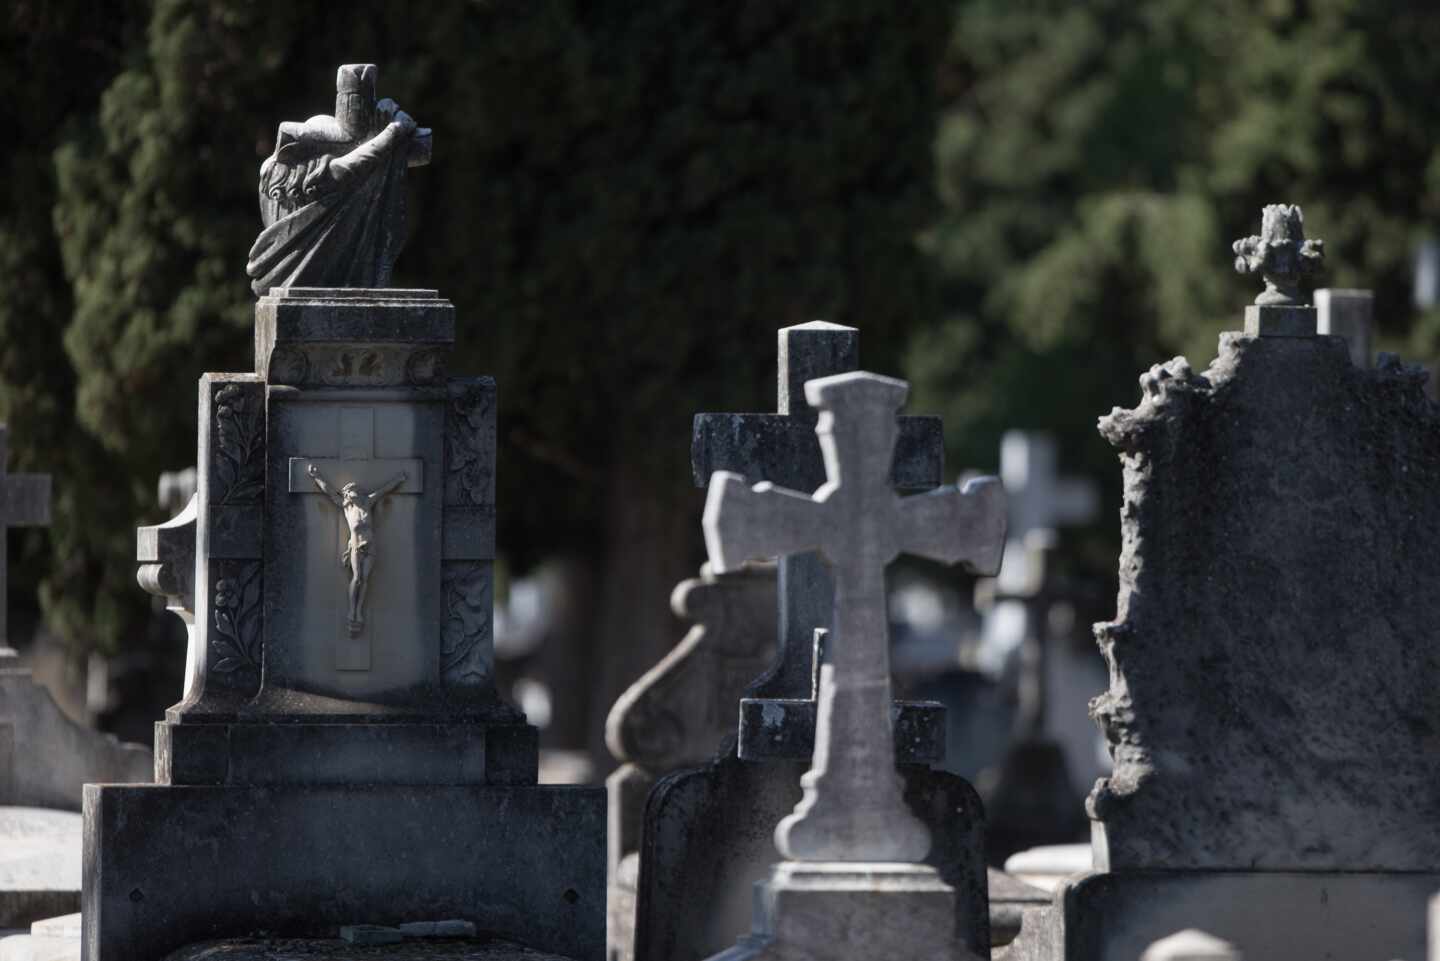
703,371,1006,862
307,464,407,637
247,63,432,297
0,425,51,657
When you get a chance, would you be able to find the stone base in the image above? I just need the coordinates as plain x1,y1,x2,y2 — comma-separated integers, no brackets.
1005,870,1440,961
83,782,604,961
707,863,985,961
1243,304,1316,337
156,719,537,786
0,809,81,928
633,751,989,961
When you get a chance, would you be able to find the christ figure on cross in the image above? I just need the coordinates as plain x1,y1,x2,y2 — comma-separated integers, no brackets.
307,463,407,636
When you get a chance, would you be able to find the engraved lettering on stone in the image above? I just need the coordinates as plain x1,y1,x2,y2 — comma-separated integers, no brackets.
307,463,408,636
213,383,264,505
211,561,262,676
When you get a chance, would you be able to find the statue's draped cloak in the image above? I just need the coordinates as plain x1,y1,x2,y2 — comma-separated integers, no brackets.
246,122,410,297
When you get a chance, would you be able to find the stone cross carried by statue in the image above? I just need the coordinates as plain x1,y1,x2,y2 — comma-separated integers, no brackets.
246,63,432,296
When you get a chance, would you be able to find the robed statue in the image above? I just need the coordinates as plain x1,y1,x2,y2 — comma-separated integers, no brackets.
246,63,431,297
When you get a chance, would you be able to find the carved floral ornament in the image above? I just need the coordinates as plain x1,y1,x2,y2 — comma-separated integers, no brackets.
1232,203,1325,306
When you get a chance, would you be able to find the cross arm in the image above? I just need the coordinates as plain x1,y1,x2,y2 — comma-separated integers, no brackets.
692,413,943,493
702,472,829,574
895,475,1007,574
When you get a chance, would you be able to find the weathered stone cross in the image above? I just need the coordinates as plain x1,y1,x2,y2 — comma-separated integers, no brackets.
692,322,945,757
704,372,1006,861
288,407,422,670
0,426,51,656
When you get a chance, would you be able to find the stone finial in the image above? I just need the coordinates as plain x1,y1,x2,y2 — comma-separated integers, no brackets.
1232,204,1324,306
1141,929,1242,961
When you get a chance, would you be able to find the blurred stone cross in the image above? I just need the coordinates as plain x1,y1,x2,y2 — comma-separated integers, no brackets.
0,425,51,655
691,322,946,759
703,371,1006,861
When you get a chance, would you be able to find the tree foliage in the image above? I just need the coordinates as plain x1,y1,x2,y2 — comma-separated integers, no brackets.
2,0,947,660
917,0,1440,576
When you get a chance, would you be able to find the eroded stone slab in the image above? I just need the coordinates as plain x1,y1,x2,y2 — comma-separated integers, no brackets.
0,808,81,928
1091,334,1440,871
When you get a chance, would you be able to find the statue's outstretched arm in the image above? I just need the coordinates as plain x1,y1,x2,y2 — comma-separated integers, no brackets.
329,111,418,186
307,464,343,508
372,471,408,502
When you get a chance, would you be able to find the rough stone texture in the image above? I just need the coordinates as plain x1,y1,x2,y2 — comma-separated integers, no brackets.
163,938,573,961
341,926,402,945
704,863,984,961
1089,333,1440,872
1006,871,1440,961
83,784,602,961
0,809,81,928
635,754,990,961
704,372,1005,863
1141,929,1242,961
1315,287,1373,368
0,669,151,811
986,868,1050,948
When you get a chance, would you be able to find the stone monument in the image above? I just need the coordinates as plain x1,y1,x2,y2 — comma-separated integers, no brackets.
84,65,603,961
0,424,151,813
1008,205,1440,960
699,370,1006,961
604,561,776,960
629,323,986,961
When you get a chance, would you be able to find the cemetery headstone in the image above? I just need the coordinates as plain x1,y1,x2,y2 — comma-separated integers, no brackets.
0,424,151,814
629,324,986,961
1008,205,1440,960
604,561,776,960
698,369,1006,960
83,65,603,961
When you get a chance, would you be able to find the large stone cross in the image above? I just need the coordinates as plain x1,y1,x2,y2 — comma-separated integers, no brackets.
0,425,51,655
703,372,1006,862
288,407,422,670
691,322,944,756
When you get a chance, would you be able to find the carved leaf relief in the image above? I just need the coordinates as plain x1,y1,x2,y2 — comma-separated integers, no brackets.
211,561,262,676
213,383,264,505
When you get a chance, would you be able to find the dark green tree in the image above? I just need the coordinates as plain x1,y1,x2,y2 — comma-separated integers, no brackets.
7,0,949,752
918,0,1440,578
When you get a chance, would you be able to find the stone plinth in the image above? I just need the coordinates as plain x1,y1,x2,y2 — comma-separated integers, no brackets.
0,808,81,928
705,863,984,961
84,784,600,961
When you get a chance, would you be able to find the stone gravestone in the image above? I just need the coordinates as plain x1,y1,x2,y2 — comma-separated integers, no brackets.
974,431,1098,861
1009,205,1440,961
604,561,776,961
630,323,984,961
699,370,1006,961
0,425,150,939
0,425,151,807
83,65,603,961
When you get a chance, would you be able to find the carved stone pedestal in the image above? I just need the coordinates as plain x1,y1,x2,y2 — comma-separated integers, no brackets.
707,863,984,961
86,289,603,961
